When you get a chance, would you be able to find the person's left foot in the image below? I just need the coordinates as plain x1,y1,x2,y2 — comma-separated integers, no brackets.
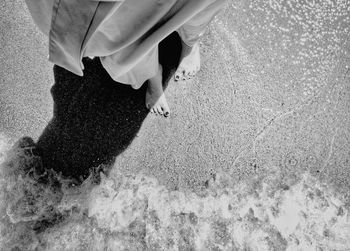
174,41,201,81
146,65,170,117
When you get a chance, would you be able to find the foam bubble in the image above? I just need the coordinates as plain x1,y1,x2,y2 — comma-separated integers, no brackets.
1,140,349,250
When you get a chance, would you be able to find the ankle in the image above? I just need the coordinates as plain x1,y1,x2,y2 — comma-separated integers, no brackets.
181,40,199,56
148,64,163,90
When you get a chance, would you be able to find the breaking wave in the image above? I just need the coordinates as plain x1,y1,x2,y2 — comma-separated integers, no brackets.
0,136,349,250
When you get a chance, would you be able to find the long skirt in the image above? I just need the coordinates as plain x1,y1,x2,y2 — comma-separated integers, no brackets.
25,0,226,88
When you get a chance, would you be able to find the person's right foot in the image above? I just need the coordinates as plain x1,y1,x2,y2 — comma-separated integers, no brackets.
174,41,201,81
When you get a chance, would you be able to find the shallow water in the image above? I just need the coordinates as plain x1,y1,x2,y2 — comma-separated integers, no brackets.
1,136,350,250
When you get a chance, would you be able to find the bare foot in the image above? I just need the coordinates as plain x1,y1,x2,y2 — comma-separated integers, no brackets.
146,65,170,117
174,41,201,81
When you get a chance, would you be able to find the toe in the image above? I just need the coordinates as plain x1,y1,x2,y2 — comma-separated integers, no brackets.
157,106,163,115
187,71,193,79
174,73,181,81
174,69,183,81
154,107,159,115
175,68,185,81
163,105,170,117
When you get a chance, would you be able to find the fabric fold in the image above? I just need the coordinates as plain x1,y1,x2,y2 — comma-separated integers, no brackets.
25,0,226,85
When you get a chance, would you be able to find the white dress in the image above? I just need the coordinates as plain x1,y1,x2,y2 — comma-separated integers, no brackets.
25,0,226,88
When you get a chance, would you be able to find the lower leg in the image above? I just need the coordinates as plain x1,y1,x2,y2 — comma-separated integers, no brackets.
174,40,200,81
175,0,226,81
146,64,170,117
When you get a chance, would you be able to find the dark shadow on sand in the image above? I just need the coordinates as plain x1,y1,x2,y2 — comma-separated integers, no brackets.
36,32,182,181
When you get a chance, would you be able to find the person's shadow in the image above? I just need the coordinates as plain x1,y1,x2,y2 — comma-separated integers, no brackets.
36,32,182,182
